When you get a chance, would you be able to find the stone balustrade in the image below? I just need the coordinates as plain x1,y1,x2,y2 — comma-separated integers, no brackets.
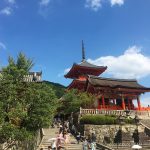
80,107,150,117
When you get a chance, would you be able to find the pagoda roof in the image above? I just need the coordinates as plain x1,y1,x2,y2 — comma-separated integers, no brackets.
64,60,107,79
88,75,150,91
67,79,86,90
78,60,104,68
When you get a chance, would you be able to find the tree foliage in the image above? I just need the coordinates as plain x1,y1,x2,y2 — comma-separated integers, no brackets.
61,89,96,114
0,53,58,149
43,81,66,98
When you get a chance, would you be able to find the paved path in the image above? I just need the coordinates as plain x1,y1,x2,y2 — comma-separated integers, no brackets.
38,127,82,150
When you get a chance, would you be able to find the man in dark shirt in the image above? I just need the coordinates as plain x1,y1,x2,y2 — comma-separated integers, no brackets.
91,133,96,143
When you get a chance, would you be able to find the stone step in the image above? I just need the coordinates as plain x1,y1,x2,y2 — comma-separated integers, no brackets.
39,145,82,150
38,127,84,150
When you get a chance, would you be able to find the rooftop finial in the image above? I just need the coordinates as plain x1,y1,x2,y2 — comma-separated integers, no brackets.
82,40,85,61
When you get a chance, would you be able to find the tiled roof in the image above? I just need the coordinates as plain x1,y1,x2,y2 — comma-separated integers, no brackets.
76,60,106,69
88,75,150,90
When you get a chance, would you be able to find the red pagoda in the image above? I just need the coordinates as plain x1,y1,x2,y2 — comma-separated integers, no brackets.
65,41,150,111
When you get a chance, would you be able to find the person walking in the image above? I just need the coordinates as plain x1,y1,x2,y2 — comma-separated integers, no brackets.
48,145,52,150
51,140,57,150
71,124,76,135
59,124,63,134
65,133,70,144
76,132,81,144
82,139,88,150
90,142,96,150
91,133,96,143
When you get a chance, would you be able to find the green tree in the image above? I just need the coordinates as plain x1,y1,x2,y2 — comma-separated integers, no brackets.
61,89,96,114
0,53,58,149
43,81,66,98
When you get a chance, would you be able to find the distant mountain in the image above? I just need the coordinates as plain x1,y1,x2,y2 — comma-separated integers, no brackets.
43,80,66,98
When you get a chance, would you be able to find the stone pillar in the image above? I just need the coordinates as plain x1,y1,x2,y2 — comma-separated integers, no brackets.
137,96,141,111
122,96,125,110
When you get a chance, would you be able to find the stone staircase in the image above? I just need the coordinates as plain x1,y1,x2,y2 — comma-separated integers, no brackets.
141,119,150,129
38,127,82,150
62,136,82,150
38,127,57,150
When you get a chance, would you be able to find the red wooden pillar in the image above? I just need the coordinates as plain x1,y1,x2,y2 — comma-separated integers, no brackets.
128,99,131,110
113,99,116,105
102,95,105,109
113,99,116,109
137,96,141,111
122,96,125,110
97,98,100,109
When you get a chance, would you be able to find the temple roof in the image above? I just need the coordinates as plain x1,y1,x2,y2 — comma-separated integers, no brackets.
78,60,104,68
67,79,86,90
64,60,107,79
88,75,150,90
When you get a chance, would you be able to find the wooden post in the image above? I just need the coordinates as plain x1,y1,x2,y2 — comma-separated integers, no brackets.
113,99,116,105
102,95,105,109
122,96,125,110
137,96,141,111
97,98,100,109
128,99,131,110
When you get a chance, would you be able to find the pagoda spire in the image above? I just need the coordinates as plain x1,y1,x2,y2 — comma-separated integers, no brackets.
82,40,85,61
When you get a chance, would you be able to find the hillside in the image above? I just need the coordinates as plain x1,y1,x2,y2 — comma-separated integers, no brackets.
43,80,66,98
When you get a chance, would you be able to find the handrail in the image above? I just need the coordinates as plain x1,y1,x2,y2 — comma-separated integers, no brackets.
140,122,150,130
80,108,150,117
36,128,44,150
96,143,114,150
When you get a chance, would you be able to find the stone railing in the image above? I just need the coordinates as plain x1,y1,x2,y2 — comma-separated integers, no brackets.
36,128,44,150
0,129,44,150
80,107,150,117
107,143,133,149
96,143,113,150
99,142,150,150
36,129,44,150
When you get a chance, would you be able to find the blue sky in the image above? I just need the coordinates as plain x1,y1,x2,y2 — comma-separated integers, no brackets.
0,0,150,106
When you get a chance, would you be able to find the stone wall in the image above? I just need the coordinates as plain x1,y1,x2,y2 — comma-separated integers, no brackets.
84,124,144,144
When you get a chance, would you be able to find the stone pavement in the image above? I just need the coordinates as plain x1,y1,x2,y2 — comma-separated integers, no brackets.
38,127,82,150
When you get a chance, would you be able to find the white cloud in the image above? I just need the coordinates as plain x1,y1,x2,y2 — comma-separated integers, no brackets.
88,46,150,79
110,0,124,6
64,68,70,74
85,0,102,11
0,0,16,16
58,68,70,77
0,7,12,15
140,95,150,107
39,0,51,6
85,0,125,11
38,0,51,18
6,0,16,4
0,42,6,50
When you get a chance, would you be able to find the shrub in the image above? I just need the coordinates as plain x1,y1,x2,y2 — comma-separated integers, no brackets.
124,118,134,124
80,115,117,125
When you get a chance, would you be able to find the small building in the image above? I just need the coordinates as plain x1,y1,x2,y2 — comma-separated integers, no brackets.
24,71,42,82
0,71,42,82
65,42,150,111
